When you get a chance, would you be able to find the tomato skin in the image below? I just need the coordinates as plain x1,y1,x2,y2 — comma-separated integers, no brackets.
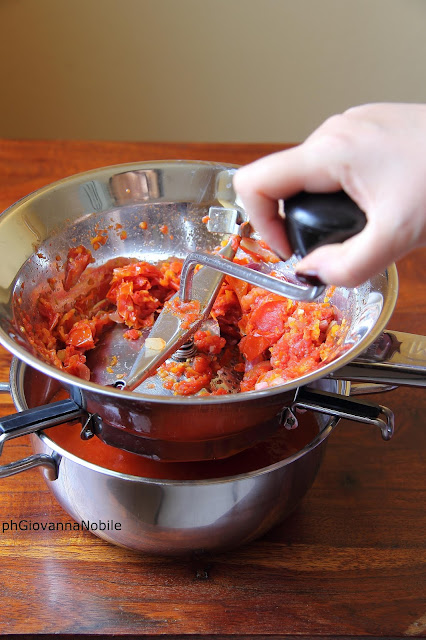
110,261,160,283
239,237,280,263
109,280,160,329
192,355,211,374
239,334,271,361
38,298,60,332
64,246,94,291
63,352,91,380
66,320,95,350
239,298,293,361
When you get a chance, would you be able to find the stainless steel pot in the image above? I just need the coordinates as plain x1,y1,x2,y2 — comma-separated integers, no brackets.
0,358,359,555
0,161,425,462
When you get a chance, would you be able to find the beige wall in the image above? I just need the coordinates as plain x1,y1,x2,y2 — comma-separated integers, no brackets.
1,0,425,143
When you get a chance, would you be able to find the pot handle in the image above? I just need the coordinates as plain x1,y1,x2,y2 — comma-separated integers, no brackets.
292,387,394,440
0,398,86,480
331,330,426,387
0,453,59,481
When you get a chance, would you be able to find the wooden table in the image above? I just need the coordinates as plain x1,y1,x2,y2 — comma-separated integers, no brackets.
0,140,425,640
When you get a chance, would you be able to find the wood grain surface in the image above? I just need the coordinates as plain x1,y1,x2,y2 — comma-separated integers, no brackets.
0,139,425,639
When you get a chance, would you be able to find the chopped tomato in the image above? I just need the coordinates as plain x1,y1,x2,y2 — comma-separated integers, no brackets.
165,297,201,330
240,361,272,392
174,372,212,396
63,246,94,291
194,330,226,355
246,300,290,340
192,355,211,374
124,329,141,340
21,242,345,391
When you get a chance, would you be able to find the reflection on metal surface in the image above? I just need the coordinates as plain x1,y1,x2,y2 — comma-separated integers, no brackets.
215,168,242,210
110,170,161,204
333,330,426,387
280,407,299,431
349,382,398,395
356,331,402,363
0,209,47,295
22,212,44,244
79,180,110,212
344,291,384,345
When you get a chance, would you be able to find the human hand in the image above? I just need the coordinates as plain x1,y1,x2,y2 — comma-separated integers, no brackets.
233,103,426,287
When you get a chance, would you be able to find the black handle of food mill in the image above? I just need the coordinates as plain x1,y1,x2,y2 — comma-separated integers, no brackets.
0,399,86,455
284,191,367,258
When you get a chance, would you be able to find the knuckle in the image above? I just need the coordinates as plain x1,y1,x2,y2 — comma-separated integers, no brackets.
306,115,354,158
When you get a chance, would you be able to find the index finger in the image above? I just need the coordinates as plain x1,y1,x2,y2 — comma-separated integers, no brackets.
233,144,342,259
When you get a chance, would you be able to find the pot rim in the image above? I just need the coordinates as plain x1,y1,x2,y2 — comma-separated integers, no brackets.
35,416,338,486
0,160,398,405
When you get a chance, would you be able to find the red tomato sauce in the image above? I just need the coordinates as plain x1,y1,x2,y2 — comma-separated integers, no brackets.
47,390,319,479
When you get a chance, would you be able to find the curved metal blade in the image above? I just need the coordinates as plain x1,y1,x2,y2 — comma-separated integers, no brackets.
123,239,237,391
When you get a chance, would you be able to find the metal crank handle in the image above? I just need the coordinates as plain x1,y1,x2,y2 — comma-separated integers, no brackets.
293,387,394,441
0,399,86,479
180,253,326,302
180,192,366,303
